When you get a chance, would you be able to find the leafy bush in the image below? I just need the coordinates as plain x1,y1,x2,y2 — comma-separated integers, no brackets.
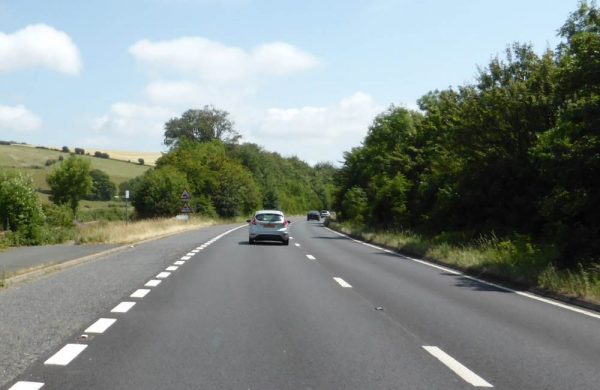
0,171,46,244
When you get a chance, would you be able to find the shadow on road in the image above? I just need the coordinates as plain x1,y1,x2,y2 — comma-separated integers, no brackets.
238,241,287,246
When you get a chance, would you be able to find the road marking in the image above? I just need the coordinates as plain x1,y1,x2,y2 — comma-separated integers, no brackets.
85,318,117,334
174,260,185,265
156,272,171,278
290,236,294,239
324,227,600,320
191,249,200,253
111,301,136,313
423,346,493,387
166,266,179,271
181,256,192,260
145,279,161,287
186,252,195,256
8,382,44,390
306,254,316,260
333,277,352,288
44,344,87,366
130,289,150,298
295,243,301,247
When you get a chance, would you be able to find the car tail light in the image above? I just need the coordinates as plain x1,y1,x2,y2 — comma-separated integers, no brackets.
283,219,288,227
251,218,257,225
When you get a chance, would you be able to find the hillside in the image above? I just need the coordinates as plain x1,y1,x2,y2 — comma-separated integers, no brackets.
0,144,150,192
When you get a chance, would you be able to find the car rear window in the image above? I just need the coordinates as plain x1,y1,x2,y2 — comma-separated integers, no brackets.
256,213,284,222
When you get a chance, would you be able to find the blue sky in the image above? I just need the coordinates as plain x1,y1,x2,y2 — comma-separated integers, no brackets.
0,0,579,165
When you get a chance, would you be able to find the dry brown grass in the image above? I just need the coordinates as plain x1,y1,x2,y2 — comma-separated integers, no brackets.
76,217,219,244
95,150,164,166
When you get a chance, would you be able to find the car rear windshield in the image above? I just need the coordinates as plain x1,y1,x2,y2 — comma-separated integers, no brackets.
256,213,284,222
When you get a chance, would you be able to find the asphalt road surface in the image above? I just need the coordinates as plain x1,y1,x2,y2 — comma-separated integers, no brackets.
4,220,600,389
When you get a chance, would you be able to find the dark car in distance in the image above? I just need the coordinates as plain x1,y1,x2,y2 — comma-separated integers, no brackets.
307,210,320,221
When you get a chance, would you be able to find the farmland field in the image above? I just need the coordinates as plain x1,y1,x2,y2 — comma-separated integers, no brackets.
0,144,151,192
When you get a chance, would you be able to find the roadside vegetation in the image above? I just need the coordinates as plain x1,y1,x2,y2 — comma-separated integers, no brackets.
330,2,600,304
0,107,334,249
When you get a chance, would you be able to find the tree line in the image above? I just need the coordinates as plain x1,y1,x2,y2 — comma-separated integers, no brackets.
125,106,335,219
333,2,600,267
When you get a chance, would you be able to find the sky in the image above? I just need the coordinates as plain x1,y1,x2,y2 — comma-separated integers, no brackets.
0,0,579,165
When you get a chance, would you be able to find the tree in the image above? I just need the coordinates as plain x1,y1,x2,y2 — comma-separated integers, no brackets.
164,106,241,148
0,171,45,244
138,158,145,165
131,167,190,218
533,0,600,264
87,169,116,201
46,156,93,216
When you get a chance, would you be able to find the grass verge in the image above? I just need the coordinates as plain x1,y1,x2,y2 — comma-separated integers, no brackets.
328,221,600,305
75,216,227,244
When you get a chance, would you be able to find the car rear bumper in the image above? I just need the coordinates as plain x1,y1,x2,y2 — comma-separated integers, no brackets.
250,233,289,242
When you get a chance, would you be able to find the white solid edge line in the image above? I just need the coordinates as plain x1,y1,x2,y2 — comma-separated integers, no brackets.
145,279,161,287
333,277,352,288
44,344,87,366
111,301,136,313
130,289,151,298
306,254,316,260
423,346,493,387
324,227,600,320
156,272,171,278
166,266,179,271
174,261,185,265
84,318,117,334
8,382,44,390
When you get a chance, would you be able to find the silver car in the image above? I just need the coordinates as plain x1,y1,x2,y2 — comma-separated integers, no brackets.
247,210,290,245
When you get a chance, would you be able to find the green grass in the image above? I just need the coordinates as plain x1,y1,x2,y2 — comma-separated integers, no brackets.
328,221,600,304
0,144,150,191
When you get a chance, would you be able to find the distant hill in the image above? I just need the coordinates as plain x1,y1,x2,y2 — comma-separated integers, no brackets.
0,144,151,193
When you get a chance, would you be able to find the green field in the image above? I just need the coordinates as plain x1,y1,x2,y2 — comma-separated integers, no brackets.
0,144,150,192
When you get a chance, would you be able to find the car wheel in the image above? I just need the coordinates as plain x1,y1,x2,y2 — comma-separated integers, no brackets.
249,238,255,245
283,239,289,245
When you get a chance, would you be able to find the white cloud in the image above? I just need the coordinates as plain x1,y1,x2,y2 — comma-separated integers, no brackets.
0,24,82,74
87,103,175,149
129,37,318,82
249,92,383,165
0,104,42,132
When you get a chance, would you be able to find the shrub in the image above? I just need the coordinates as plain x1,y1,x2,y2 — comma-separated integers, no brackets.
138,158,145,165
62,146,70,153
0,171,46,244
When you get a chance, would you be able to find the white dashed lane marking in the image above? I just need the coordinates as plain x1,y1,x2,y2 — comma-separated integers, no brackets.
130,289,150,298
111,302,136,313
166,266,179,271
174,261,185,265
306,254,316,260
181,256,192,260
8,381,44,390
145,279,161,287
186,252,195,256
295,243,301,247
423,346,493,387
84,318,116,334
156,272,171,278
333,277,352,288
44,344,87,366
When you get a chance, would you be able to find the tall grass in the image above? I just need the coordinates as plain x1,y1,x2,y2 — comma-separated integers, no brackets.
76,216,219,244
329,221,600,304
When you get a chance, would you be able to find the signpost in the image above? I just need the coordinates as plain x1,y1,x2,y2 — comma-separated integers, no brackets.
180,190,192,221
125,190,129,225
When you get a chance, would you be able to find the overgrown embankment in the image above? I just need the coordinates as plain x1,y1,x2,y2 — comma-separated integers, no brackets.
328,221,600,305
